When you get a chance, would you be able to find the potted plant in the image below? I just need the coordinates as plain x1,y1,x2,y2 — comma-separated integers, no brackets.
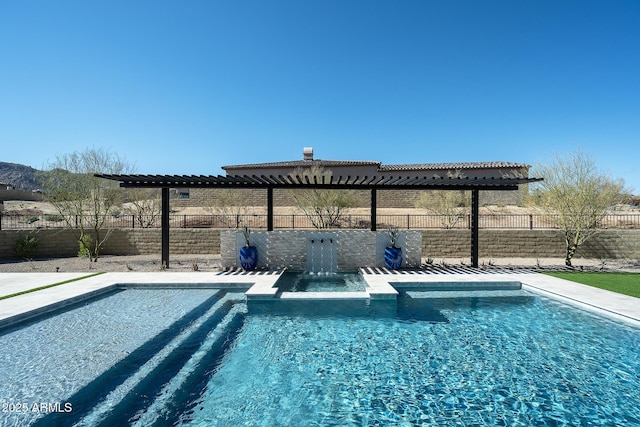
384,226,402,270
239,225,258,270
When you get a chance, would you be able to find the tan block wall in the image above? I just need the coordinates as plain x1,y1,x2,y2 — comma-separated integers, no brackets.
422,229,640,260
2,228,638,262
0,189,45,202
0,229,221,258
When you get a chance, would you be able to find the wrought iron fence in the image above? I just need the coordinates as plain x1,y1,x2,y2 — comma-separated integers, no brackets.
2,213,639,230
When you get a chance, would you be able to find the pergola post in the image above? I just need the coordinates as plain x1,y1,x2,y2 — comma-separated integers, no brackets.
370,188,377,231
162,187,170,269
471,189,479,268
267,187,274,231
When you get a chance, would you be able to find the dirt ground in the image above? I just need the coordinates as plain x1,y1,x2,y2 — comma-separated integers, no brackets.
5,200,638,216
0,254,224,273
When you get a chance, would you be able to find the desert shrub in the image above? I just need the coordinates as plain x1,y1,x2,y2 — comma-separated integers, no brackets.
78,234,92,258
15,234,38,258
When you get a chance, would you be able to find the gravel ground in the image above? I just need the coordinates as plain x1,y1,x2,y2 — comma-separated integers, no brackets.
0,255,639,273
0,254,224,273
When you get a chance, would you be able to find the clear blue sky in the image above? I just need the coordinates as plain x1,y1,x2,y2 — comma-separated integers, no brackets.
1,1,639,192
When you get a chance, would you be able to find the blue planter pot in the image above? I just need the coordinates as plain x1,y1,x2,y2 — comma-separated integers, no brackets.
239,246,258,271
384,247,403,270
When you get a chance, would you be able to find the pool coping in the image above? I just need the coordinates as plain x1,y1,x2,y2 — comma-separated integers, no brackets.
1,269,639,329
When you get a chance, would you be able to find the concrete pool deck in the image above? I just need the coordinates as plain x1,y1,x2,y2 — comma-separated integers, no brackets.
1,268,639,329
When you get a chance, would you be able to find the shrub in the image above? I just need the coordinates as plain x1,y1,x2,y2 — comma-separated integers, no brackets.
78,234,92,258
15,234,38,259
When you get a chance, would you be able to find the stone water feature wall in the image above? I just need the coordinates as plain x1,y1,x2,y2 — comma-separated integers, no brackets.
220,230,422,271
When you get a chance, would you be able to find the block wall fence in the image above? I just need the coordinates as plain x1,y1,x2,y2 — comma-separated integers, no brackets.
0,229,221,258
1,229,639,262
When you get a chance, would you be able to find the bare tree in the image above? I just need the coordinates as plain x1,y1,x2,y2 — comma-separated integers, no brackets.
205,189,255,228
529,150,628,266
40,147,131,262
123,188,162,228
416,170,470,228
288,165,359,229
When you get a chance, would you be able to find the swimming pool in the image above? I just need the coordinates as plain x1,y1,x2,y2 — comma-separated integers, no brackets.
1,286,639,426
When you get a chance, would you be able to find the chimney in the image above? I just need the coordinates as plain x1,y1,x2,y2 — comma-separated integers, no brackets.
303,147,314,161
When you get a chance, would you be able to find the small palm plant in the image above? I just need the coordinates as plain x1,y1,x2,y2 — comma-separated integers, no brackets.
242,225,252,248
388,226,400,248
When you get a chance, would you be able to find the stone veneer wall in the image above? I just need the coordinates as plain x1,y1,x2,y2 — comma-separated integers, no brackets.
220,230,422,271
1,229,638,262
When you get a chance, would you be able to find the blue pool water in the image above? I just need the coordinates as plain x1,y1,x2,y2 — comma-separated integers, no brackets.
181,295,640,426
1,288,639,426
276,272,367,292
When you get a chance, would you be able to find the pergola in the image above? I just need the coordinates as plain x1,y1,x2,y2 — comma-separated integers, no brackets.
97,174,542,268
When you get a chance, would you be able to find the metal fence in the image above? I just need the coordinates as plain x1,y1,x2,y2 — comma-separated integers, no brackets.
2,213,639,230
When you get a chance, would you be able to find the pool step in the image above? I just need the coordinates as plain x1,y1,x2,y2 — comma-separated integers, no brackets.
404,289,529,299
392,281,522,292
131,304,247,426
72,292,245,426
278,291,370,301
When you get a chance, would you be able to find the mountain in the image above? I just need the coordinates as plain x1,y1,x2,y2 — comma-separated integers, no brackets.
0,162,43,191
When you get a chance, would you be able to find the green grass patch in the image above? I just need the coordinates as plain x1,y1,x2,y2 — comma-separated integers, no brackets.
0,272,105,301
543,272,640,298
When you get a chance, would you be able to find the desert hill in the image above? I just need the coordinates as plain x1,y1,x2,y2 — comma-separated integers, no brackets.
0,162,42,191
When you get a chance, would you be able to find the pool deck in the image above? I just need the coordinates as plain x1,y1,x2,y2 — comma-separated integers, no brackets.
1,266,639,329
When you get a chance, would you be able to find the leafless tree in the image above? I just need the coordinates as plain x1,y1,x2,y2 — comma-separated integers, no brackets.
40,147,131,262
288,165,359,229
416,170,471,228
123,188,162,228
205,189,256,228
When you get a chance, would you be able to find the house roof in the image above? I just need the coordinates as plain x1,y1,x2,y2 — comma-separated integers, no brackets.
222,159,529,172
379,161,530,171
222,159,381,170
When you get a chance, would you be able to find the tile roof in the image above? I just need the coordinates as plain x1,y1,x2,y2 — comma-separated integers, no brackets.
223,160,530,172
379,161,530,171
222,159,381,170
